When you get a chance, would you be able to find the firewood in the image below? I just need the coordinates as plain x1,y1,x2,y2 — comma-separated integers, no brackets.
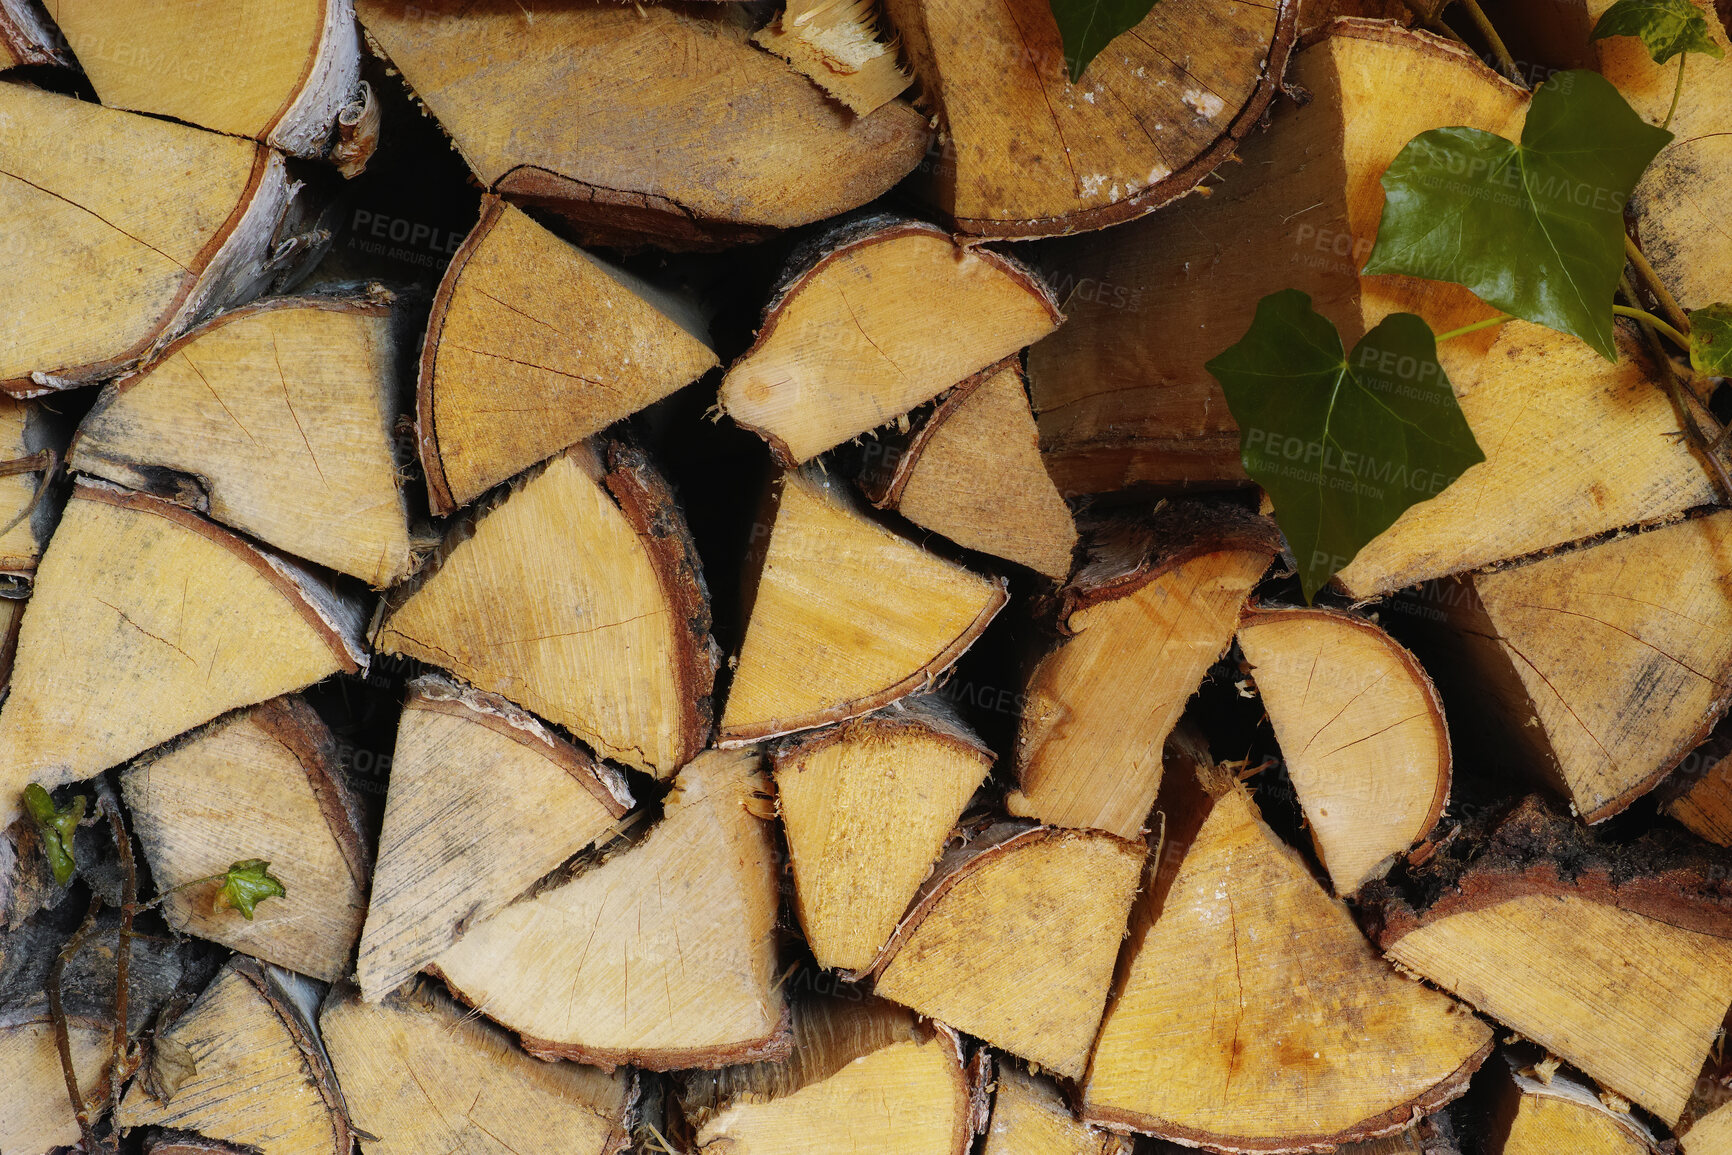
718,469,1008,744
983,1063,1133,1155
0,481,364,828
1588,0,1731,138
418,196,719,514
0,396,63,590
353,0,931,249
880,0,1297,237
864,359,1078,580
1008,503,1279,839
321,978,638,1155
1632,136,1732,313
1084,782,1494,1151
374,440,717,778
39,0,371,163
0,1009,111,1154
70,291,415,587
1420,512,1732,823
1367,795,1732,1125
772,695,993,973
719,219,1061,465
872,822,1146,1081
428,748,786,1070
119,697,368,983
0,0,68,67
1491,1058,1657,1155
1666,738,1732,846
680,995,979,1155
1237,606,1451,895
355,673,632,1002
1684,1098,1732,1154
117,958,351,1155
751,0,911,117
1,82,306,393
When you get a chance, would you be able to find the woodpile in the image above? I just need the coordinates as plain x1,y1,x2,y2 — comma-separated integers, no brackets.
2,1,1732,1154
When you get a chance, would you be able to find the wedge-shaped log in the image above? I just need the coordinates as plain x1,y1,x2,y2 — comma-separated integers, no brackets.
1085,785,1493,1151
375,441,716,777
0,396,64,590
1422,513,1732,823
881,0,1296,237
751,0,911,116
0,481,364,828
355,673,632,1001
1491,1060,1657,1155
983,1063,1133,1155
1,83,300,392
720,220,1061,465
0,1011,110,1153
322,979,638,1155
419,196,718,513
719,470,1007,744
1684,1098,1732,1155
42,0,368,161
117,959,351,1155
1369,796,1732,1125
681,996,977,1155
431,748,786,1069
1666,737,1732,847
120,697,369,982
71,293,414,587
866,360,1077,580
1010,504,1279,838
1237,607,1450,894
874,823,1145,1081
354,0,930,248
773,696,993,973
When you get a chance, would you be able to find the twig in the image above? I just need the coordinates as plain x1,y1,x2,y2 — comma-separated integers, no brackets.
0,447,60,542
48,894,104,1154
1621,273,1732,501
103,797,137,1144
1664,52,1686,131
1455,0,1522,85
1612,305,1690,349
1624,235,1691,337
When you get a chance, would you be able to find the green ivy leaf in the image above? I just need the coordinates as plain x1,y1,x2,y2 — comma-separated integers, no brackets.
1205,290,1485,601
23,783,85,886
1050,0,1160,82
1363,70,1672,360
1691,304,1732,376
214,859,286,920
1590,0,1725,63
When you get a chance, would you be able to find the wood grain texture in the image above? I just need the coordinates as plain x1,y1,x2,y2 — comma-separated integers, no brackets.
0,1016,109,1154
1493,1063,1656,1155
983,1064,1133,1155
0,396,60,583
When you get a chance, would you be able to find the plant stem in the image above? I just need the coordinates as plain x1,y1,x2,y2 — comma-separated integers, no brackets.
1620,273,1732,501
1434,314,1513,341
104,797,136,1145
1455,0,1522,86
48,895,104,1155
1664,52,1685,131
1613,305,1689,348
1624,234,1691,336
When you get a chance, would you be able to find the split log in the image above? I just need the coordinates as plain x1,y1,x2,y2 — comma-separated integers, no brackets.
418,195,718,514
70,291,416,587
428,748,787,1069
353,0,931,249
1084,782,1493,1151
0,1009,111,1154
0,81,306,393
374,440,717,777
321,979,638,1155
751,0,912,116
0,480,365,829
1666,736,1732,846
680,995,979,1155
1367,795,1732,1125
872,823,1146,1081
983,1063,1133,1155
1008,503,1279,839
719,219,1061,465
881,0,1298,237
1588,0,1731,140
1684,1096,1732,1154
863,359,1078,580
1490,1059,1658,1155
1417,512,1732,823
119,696,369,983
355,673,633,1002
772,695,993,973
0,396,63,590
1237,606,1450,894
0,0,68,67
117,958,351,1155
41,0,372,163
718,469,1008,744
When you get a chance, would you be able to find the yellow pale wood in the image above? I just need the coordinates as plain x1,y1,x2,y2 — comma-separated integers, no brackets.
1588,0,1732,141
1010,548,1269,838
0,1019,108,1154
1668,752,1732,846
1389,894,1732,1124
984,1065,1132,1155
1503,1088,1651,1155
1238,610,1449,894
72,299,413,586
875,827,1145,1080
117,964,346,1154
1632,137,1732,313
721,472,1005,742
431,749,783,1066
0,82,270,386
424,199,718,511
321,982,634,1155
120,706,365,983
0,488,358,829
1686,1100,1732,1154
1340,1135,1425,1155
775,703,993,972
356,676,632,1001
1086,789,1491,1146
0,397,53,580
721,227,1060,464
376,447,701,776
751,0,911,116
892,364,1078,580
